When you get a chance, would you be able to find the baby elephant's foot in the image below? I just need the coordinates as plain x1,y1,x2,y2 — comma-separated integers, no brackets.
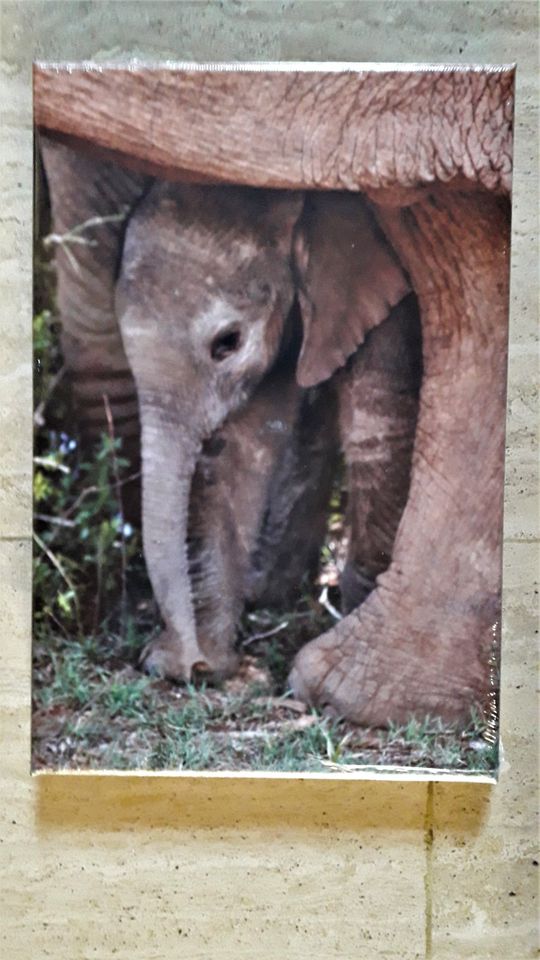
140,630,205,683
195,638,240,683
141,630,239,684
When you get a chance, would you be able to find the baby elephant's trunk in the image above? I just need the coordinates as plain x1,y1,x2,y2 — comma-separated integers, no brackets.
138,403,208,681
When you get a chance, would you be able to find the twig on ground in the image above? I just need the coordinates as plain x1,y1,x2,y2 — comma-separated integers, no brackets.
246,609,313,625
33,530,82,634
33,455,70,474
61,471,141,521
318,585,342,621
61,485,99,518
45,607,72,641
35,513,76,529
242,620,289,647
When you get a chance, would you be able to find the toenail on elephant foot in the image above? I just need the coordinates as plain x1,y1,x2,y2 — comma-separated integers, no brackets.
194,647,240,684
287,638,345,713
288,643,383,726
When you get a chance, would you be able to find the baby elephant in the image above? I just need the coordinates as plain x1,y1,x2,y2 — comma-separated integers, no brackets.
116,179,330,681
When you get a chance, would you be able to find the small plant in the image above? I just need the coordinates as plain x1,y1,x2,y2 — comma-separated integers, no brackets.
34,432,144,630
34,309,147,636
101,678,153,719
382,710,498,771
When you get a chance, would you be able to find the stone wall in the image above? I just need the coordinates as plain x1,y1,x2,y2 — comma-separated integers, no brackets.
0,3,537,957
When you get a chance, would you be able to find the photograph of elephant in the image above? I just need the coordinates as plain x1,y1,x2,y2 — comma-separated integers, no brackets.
32,63,513,776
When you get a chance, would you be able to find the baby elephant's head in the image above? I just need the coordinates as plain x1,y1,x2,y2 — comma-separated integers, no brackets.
116,182,303,440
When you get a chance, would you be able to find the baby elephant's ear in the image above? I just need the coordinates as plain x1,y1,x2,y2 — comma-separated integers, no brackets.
294,193,410,388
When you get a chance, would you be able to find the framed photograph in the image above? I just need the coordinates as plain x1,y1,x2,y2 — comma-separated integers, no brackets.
32,62,514,779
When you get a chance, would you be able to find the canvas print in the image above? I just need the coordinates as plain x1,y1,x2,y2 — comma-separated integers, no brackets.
32,63,514,776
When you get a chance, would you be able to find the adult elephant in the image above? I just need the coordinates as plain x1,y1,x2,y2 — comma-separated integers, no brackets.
38,65,513,726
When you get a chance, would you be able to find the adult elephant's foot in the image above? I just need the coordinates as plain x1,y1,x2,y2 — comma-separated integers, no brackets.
140,629,239,683
288,578,494,727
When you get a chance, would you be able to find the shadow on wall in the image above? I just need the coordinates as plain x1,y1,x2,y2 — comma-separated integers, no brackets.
34,775,492,834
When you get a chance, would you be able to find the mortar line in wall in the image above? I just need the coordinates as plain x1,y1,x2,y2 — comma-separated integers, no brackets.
424,781,434,960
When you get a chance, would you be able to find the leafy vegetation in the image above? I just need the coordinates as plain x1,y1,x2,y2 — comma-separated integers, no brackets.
34,309,145,634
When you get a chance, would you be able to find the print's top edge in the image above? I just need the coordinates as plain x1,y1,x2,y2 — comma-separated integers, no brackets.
31,766,498,784
33,60,516,75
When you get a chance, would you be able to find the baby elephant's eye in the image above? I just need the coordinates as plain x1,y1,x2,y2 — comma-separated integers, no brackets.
210,327,242,362
246,278,273,305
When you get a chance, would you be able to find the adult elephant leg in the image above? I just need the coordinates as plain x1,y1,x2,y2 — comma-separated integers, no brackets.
289,191,509,726
337,294,422,612
39,137,150,520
